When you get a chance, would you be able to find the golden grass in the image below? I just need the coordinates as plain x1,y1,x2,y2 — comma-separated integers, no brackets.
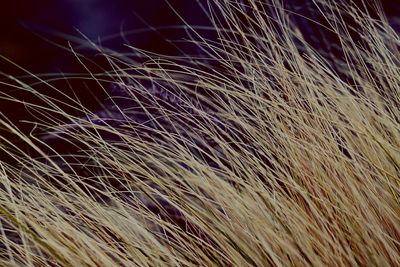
0,0,399,266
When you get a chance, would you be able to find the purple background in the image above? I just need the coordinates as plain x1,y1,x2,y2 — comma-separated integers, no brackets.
0,0,212,74
1,1,398,74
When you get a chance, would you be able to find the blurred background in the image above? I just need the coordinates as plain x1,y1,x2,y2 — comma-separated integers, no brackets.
0,0,398,75
0,0,216,164
0,0,212,74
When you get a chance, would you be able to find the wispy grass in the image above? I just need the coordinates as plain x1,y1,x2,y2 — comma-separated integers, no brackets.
0,0,399,266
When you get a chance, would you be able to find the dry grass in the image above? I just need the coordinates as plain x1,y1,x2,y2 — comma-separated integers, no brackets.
0,0,399,266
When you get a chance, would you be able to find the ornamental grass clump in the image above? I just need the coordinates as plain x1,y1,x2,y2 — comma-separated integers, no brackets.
0,0,399,266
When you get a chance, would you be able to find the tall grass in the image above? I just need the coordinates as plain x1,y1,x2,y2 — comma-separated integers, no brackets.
0,0,399,266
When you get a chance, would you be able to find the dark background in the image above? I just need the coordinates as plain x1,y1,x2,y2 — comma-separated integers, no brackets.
0,0,213,75
1,1,399,76
0,0,221,165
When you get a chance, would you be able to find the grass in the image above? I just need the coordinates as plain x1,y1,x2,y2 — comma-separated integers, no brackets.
0,0,399,266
